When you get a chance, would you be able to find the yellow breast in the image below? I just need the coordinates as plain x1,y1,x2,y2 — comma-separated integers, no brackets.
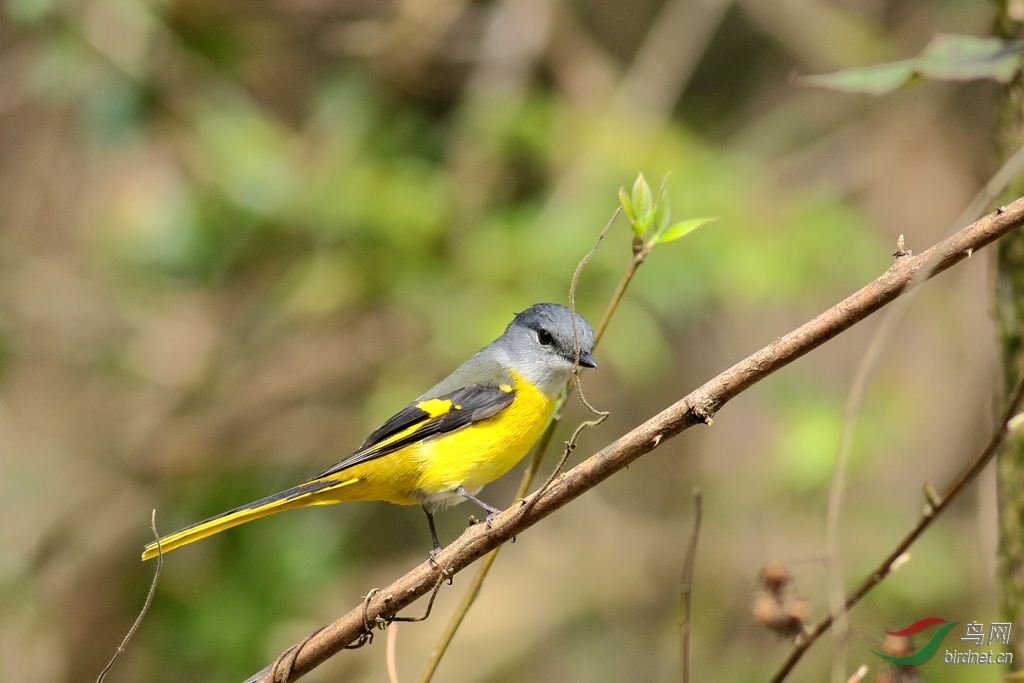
411,370,556,496
313,369,557,507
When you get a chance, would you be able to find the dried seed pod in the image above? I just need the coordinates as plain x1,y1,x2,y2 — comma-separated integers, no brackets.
752,593,782,627
752,562,808,637
760,562,791,596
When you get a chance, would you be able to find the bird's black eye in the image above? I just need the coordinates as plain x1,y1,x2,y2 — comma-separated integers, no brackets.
537,329,553,346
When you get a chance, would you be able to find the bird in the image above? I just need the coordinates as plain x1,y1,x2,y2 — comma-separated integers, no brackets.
142,303,597,563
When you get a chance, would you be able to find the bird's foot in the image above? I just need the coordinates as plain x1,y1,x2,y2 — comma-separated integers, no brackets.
428,547,441,570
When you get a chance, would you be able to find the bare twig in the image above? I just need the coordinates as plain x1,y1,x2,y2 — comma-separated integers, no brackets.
97,511,162,683
769,370,1024,683
846,664,868,683
595,239,651,344
386,623,400,683
392,571,449,623
245,198,1024,683
566,207,616,369
681,488,703,683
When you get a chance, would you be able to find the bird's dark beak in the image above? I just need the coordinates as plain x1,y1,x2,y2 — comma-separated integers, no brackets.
578,352,597,369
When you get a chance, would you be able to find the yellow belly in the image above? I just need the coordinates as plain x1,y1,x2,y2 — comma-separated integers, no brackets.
314,370,556,506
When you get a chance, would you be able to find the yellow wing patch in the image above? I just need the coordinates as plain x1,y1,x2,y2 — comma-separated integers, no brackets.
417,398,455,417
365,399,453,454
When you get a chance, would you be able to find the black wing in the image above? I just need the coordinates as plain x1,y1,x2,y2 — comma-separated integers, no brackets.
310,383,516,480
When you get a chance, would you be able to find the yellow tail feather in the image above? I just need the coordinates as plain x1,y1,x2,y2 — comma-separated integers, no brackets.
142,476,358,561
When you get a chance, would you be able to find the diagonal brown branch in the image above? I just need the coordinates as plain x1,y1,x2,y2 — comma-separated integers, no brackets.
243,197,1024,683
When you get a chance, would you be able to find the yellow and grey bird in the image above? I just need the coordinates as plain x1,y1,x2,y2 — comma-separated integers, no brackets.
142,303,596,562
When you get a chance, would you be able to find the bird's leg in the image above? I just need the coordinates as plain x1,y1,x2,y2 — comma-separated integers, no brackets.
423,506,443,568
455,486,501,528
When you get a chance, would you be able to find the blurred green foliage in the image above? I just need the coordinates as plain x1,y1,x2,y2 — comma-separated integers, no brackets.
801,34,1024,95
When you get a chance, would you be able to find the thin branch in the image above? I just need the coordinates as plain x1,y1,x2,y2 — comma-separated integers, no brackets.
386,623,400,683
769,369,1024,683
680,488,703,683
846,664,868,683
567,209,615,356
97,511,162,683
244,197,1024,683
594,241,651,346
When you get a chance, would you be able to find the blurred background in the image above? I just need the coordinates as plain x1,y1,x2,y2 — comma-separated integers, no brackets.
0,0,1007,681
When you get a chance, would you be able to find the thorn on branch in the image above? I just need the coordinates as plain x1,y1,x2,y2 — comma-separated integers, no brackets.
923,482,942,508
893,234,911,259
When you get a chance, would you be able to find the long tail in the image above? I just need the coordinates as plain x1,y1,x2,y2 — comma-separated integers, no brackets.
142,476,358,560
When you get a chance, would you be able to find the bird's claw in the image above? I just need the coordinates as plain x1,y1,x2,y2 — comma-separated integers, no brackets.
428,547,441,570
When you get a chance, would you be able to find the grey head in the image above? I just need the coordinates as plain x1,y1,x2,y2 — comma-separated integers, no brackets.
493,303,596,396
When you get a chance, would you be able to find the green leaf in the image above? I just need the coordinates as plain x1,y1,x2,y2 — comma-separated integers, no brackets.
618,187,635,222
655,183,670,237
658,217,716,243
632,173,653,228
798,60,918,95
918,34,1024,83
798,34,1024,95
